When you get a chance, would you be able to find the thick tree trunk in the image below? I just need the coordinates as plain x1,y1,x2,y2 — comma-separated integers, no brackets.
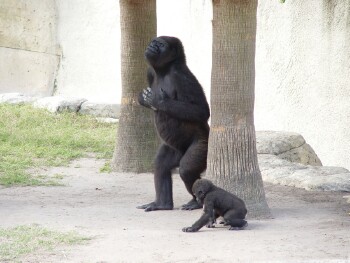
112,0,158,173
208,0,271,218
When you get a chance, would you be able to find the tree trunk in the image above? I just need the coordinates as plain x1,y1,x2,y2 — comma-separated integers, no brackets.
208,0,271,218
112,0,158,173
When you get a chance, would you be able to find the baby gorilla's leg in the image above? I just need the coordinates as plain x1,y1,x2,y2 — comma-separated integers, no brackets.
223,210,248,230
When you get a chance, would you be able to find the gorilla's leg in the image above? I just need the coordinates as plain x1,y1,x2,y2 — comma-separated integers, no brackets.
179,140,207,210
223,210,248,230
206,211,220,228
137,144,182,212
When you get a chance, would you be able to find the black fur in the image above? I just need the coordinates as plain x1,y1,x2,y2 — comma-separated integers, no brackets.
182,179,248,232
137,36,210,212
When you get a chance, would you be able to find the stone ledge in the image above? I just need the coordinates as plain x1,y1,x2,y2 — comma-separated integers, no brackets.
0,93,120,121
259,154,350,192
256,131,322,166
0,93,39,104
257,132,349,192
33,96,87,113
80,101,120,118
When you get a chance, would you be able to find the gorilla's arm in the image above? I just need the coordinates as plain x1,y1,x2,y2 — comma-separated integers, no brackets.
157,72,210,122
157,99,210,123
138,88,210,122
182,200,214,232
138,69,156,109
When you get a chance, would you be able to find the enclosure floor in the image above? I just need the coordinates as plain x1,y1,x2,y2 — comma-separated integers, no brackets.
1,158,349,262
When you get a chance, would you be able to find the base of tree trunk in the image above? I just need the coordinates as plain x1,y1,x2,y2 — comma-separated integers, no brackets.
207,125,272,219
112,104,158,173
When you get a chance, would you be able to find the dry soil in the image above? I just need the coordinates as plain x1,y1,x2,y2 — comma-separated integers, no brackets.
0,158,349,262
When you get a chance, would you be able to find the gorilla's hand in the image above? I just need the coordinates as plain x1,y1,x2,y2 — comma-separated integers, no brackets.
139,87,157,111
206,219,216,228
182,226,198,233
139,87,169,111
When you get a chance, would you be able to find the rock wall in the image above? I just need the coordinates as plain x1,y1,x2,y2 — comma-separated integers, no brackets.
54,0,121,104
256,131,322,166
157,0,212,100
0,0,60,96
255,0,350,170
0,0,212,105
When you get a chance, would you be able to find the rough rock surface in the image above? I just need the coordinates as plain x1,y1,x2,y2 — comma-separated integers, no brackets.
259,154,350,192
33,96,87,113
79,102,120,118
0,93,120,119
0,93,38,104
256,131,322,166
343,195,350,204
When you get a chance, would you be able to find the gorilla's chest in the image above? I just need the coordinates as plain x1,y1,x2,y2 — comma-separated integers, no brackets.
154,75,177,100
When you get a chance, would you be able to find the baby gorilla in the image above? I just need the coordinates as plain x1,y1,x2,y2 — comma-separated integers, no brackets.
182,179,248,232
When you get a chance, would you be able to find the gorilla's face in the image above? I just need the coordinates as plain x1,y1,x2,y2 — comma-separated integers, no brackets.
192,179,214,205
145,37,179,68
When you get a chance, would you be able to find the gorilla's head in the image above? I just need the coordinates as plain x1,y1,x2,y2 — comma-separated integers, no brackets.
192,179,215,205
145,36,185,68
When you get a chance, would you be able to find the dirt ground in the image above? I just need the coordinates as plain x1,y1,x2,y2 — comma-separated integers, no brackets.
1,158,349,263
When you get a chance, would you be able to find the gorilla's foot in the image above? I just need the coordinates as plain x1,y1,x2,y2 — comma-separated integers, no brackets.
228,221,248,230
206,222,216,228
206,217,217,228
137,201,173,212
181,199,202,210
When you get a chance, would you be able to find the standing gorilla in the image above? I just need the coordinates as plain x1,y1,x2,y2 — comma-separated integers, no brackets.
137,36,210,212
182,179,248,232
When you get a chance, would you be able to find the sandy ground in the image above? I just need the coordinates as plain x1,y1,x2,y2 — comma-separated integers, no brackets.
0,158,349,263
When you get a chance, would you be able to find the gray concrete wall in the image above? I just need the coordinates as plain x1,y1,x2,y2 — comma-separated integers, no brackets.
255,0,350,169
0,0,211,104
54,0,212,104
157,0,212,100
54,0,121,104
0,0,60,96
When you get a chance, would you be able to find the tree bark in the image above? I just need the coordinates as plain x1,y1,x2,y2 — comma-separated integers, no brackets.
112,0,158,173
208,0,271,218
